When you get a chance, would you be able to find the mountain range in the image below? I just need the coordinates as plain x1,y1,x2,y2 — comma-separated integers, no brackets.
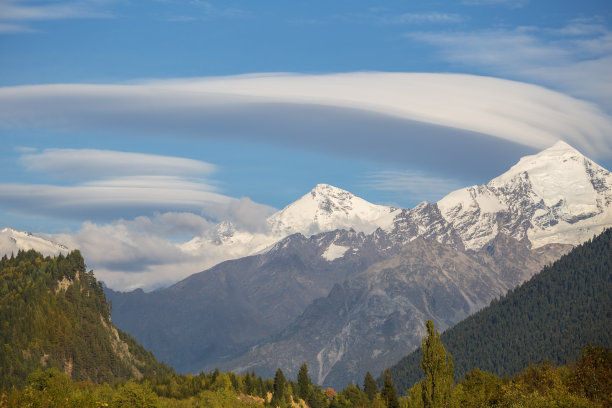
4,141,612,389
105,141,611,388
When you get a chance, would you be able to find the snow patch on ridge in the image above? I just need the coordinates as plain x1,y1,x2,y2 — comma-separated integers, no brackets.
0,228,70,257
322,243,350,261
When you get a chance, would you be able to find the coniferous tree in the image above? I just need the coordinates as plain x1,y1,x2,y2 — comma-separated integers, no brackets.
420,320,454,408
297,362,312,401
270,368,288,407
381,368,400,408
364,371,378,402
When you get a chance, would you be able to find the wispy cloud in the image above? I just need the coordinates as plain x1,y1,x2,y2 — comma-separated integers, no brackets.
0,0,113,33
407,20,612,111
162,0,247,22
0,22,37,33
461,0,529,8
362,170,464,203
382,12,463,25
287,10,462,27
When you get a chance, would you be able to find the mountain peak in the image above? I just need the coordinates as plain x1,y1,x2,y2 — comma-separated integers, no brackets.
490,141,595,188
547,140,578,152
309,183,354,199
438,141,612,250
267,184,395,237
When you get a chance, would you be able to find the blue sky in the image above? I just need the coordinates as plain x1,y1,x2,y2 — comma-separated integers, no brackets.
1,0,611,289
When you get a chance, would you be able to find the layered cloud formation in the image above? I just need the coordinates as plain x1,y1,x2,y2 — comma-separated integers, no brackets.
1,73,611,174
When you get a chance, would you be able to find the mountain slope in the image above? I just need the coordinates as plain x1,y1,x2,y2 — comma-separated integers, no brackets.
0,250,172,389
107,228,406,374
217,234,569,389
388,227,612,395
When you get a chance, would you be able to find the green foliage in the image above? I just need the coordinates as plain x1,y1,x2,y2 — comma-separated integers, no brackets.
570,345,612,406
112,380,158,408
381,369,400,408
270,368,288,407
420,321,454,408
297,362,313,401
0,250,172,390
390,228,612,394
453,368,505,408
364,371,378,402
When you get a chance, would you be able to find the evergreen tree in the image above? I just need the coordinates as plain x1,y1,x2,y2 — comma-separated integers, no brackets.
381,368,400,408
364,371,378,402
270,368,288,407
297,362,312,401
420,320,454,408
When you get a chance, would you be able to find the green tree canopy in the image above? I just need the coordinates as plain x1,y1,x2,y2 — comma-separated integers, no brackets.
364,371,378,402
381,368,399,408
420,320,454,408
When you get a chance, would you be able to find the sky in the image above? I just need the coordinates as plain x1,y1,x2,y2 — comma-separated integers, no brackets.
1,0,611,290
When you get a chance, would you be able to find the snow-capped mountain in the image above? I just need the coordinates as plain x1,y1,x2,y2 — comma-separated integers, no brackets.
267,183,396,237
0,227,70,257
181,184,396,259
435,141,612,250
182,141,611,269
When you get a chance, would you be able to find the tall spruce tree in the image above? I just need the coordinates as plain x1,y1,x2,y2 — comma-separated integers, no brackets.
381,368,400,408
271,368,288,407
420,320,454,408
297,362,312,401
364,371,378,401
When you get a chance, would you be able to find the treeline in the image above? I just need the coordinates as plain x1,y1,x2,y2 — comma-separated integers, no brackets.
389,227,612,394
2,328,610,407
0,249,172,389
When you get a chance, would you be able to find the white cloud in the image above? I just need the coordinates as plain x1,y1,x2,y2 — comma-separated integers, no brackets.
0,73,611,171
1,148,275,227
407,22,612,111
49,212,274,290
20,148,216,181
51,220,209,290
362,170,464,203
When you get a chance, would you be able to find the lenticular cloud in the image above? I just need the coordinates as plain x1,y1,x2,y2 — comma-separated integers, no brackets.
0,72,611,159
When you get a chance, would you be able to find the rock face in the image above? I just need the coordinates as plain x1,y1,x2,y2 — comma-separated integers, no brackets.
215,235,570,389
107,228,408,374
107,141,611,387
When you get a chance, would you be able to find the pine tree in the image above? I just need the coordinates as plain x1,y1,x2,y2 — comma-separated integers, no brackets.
270,368,288,407
381,368,400,408
297,362,312,401
364,371,378,401
420,320,454,408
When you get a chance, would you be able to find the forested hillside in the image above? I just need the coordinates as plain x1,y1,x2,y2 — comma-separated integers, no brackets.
389,228,612,394
0,250,172,389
